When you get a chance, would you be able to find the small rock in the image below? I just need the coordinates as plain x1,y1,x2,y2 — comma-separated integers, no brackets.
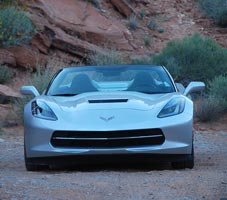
218,131,227,136
0,84,21,99
0,138,5,142
183,197,192,200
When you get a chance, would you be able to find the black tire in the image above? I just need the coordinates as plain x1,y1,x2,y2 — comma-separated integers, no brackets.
25,160,48,171
171,144,194,169
24,145,48,171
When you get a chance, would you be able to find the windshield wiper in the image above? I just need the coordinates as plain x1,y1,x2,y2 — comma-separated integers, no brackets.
52,93,78,96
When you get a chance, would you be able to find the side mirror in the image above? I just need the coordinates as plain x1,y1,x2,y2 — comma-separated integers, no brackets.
175,83,185,94
20,86,40,97
184,82,205,96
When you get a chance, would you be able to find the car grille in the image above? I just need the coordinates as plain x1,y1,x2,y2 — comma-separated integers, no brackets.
50,129,165,148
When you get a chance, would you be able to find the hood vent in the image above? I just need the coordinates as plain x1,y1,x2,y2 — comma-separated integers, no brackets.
88,99,128,104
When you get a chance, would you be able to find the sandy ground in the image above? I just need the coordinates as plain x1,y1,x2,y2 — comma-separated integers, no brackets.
0,129,227,200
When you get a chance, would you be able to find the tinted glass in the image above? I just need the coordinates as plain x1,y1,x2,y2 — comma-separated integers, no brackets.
46,65,175,96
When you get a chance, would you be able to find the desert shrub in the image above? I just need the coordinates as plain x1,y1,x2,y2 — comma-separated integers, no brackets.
138,9,146,20
127,15,138,30
0,6,35,47
158,27,165,33
153,34,227,84
14,66,56,124
85,0,101,9
208,75,227,100
195,75,227,121
89,48,126,65
143,36,152,47
30,66,56,94
14,95,31,124
199,0,227,27
147,19,158,30
0,0,19,8
131,56,153,65
0,65,13,84
195,97,226,122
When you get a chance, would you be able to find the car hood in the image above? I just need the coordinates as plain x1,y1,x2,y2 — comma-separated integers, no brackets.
34,92,189,130
44,92,179,112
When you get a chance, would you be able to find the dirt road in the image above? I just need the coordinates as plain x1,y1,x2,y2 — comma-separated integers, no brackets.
0,131,227,200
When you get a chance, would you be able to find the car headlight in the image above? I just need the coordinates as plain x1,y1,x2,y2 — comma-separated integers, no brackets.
31,100,57,121
158,97,185,118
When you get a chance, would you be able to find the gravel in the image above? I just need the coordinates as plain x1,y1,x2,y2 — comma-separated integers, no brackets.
0,131,227,200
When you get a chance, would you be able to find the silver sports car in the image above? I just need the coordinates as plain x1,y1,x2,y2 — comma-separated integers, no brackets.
21,65,205,171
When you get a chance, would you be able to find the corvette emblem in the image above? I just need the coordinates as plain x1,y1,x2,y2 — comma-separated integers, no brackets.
99,116,115,122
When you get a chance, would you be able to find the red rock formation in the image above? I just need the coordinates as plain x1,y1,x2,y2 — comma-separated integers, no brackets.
9,46,45,69
0,49,16,67
110,0,136,17
0,0,136,69
29,0,134,51
0,84,21,99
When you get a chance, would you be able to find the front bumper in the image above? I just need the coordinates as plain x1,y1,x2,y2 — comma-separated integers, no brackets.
26,153,193,167
24,113,193,159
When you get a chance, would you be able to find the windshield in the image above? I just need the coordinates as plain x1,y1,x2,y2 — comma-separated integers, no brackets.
46,65,176,96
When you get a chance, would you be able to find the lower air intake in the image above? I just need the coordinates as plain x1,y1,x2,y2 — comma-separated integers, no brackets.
51,129,165,148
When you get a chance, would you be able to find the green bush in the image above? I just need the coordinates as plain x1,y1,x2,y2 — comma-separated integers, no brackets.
14,66,56,124
89,48,126,65
147,19,158,30
195,97,226,122
127,15,138,30
196,75,227,121
158,27,165,33
199,0,227,27
0,65,13,84
138,9,146,20
130,56,153,65
86,0,101,9
0,6,35,47
30,66,56,94
208,75,227,100
153,34,227,84
143,36,152,47
0,0,19,8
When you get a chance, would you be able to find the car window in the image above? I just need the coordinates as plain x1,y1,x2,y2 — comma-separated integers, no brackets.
47,66,175,95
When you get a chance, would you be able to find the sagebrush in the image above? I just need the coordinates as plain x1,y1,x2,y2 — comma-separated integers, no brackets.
0,65,13,84
0,0,19,8
89,48,126,65
208,75,227,100
0,6,35,47
128,15,138,30
14,66,56,124
195,97,226,122
199,0,227,27
153,33,227,84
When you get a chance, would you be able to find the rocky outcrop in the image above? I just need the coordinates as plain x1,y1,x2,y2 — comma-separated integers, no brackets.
0,84,21,98
0,84,21,103
28,0,134,54
110,0,136,17
9,46,45,69
0,49,16,67
0,46,46,70
1,0,137,69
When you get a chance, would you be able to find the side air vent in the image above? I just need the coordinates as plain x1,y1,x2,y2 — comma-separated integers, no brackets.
88,99,128,103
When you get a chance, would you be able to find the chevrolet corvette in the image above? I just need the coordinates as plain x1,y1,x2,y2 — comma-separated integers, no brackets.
21,65,205,171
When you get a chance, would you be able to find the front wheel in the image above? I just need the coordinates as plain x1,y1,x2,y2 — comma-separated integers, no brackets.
24,145,48,171
171,145,194,169
25,160,48,171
